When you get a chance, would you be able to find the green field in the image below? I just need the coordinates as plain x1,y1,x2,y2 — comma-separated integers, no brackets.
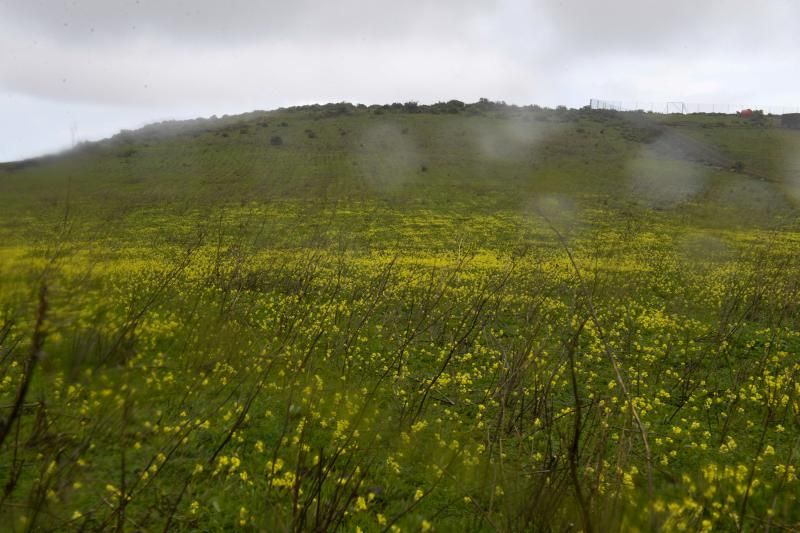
1,102,799,531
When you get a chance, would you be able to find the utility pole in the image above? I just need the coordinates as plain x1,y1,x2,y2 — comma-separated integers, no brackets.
69,120,78,147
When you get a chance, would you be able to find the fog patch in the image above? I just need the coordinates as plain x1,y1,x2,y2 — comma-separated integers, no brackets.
467,118,555,162
628,134,710,208
708,174,790,218
527,193,581,239
677,231,732,265
354,123,423,192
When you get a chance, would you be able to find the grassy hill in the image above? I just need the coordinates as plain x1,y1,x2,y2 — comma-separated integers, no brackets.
1,102,799,531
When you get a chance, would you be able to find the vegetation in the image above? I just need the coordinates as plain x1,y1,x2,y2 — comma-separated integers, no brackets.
1,101,799,531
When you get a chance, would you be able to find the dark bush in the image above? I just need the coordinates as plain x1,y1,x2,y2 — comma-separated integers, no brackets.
322,103,354,117
445,99,465,111
270,135,283,146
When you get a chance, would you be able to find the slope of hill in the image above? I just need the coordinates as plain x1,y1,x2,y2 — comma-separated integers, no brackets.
3,104,798,222
1,103,799,531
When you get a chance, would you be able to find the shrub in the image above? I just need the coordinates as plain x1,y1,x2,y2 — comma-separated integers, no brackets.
270,135,283,146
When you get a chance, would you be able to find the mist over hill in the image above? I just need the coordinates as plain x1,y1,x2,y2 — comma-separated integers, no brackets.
3,100,798,227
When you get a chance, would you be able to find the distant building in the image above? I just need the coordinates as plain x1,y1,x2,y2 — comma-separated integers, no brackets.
781,113,800,129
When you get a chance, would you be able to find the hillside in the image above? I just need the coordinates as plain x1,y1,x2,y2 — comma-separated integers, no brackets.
2,103,799,229
1,102,799,531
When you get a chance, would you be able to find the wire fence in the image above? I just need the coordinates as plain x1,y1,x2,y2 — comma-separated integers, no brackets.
589,99,800,115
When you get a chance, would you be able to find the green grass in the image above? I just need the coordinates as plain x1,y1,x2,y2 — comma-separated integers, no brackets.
1,103,799,531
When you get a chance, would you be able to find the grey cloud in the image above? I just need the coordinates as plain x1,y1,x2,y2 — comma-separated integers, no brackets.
537,0,800,54
0,0,488,46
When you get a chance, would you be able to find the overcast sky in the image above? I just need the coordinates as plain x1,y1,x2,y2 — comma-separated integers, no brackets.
1,0,799,162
